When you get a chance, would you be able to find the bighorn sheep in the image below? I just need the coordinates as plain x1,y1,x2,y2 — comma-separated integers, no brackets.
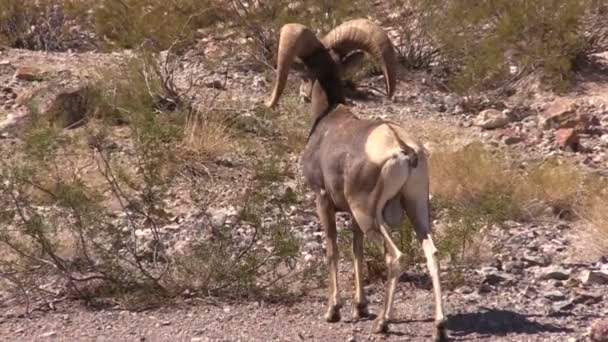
264,19,447,340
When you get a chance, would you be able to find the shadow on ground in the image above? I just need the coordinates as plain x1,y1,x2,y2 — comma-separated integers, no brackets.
446,307,575,338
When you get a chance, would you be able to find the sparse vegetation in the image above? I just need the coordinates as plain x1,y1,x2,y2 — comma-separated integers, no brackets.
0,47,310,310
92,0,224,51
414,0,608,93
426,142,608,272
0,0,95,51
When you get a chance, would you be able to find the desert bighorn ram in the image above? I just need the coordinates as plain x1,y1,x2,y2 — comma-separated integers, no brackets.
264,19,447,340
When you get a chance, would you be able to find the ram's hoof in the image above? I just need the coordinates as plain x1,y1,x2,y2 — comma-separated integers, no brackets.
324,305,341,323
372,318,389,334
434,318,449,341
352,303,371,321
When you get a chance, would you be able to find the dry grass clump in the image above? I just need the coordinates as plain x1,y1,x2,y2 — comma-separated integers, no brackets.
573,182,608,261
427,141,607,269
181,109,235,161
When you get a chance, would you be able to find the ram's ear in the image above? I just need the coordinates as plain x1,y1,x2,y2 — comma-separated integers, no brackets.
340,51,366,79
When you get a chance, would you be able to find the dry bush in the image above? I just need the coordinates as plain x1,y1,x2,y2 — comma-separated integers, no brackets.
92,0,224,51
0,0,96,51
385,1,439,70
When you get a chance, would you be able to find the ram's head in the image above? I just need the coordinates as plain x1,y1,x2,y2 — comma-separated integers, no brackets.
280,19,397,103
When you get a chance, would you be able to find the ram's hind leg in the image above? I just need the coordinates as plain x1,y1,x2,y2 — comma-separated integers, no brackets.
316,191,341,322
372,152,412,333
351,219,370,320
402,161,447,341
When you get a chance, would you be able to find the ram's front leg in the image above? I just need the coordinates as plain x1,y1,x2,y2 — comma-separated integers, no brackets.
316,191,341,322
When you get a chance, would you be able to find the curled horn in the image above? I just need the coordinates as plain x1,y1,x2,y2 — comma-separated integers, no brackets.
322,18,397,98
265,24,324,108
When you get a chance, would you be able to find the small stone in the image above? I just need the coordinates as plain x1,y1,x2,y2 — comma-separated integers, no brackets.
590,318,608,342
160,320,171,326
523,253,550,267
580,270,608,285
538,265,571,281
204,79,224,90
572,290,603,305
552,300,575,313
544,290,566,301
40,331,57,338
14,66,42,81
503,261,524,274
0,60,10,66
480,268,511,286
555,128,580,150
540,98,590,131
474,109,510,129
348,336,356,342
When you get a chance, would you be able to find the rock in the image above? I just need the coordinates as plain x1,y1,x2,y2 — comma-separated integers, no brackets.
480,267,511,285
538,265,571,281
496,128,525,145
39,331,57,338
555,128,580,150
544,290,566,301
540,98,590,131
552,300,575,313
523,253,550,267
206,206,238,227
572,290,603,305
590,318,608,342
580,270,608,285
473,109,510,129
0,111,29,134
14,66,43,81
204,79,225,90
18,83,95,130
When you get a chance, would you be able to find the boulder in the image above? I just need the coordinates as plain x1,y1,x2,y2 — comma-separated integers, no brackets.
539,98,590,131
590,318,608,342
473,109,510,129
580,269,608,285
24,83,96,129
555,128,580,150
14,66,43,82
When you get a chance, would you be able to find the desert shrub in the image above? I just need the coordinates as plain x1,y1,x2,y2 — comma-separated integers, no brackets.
415,0,607,93
92,0,224,51
0,50,305,310
0,0,96,51
385,1,440,70
429,142,523,268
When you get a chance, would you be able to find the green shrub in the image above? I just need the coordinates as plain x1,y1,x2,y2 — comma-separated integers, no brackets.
416,0,605,92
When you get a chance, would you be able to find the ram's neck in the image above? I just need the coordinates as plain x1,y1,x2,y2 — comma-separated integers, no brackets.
310,76,344,124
